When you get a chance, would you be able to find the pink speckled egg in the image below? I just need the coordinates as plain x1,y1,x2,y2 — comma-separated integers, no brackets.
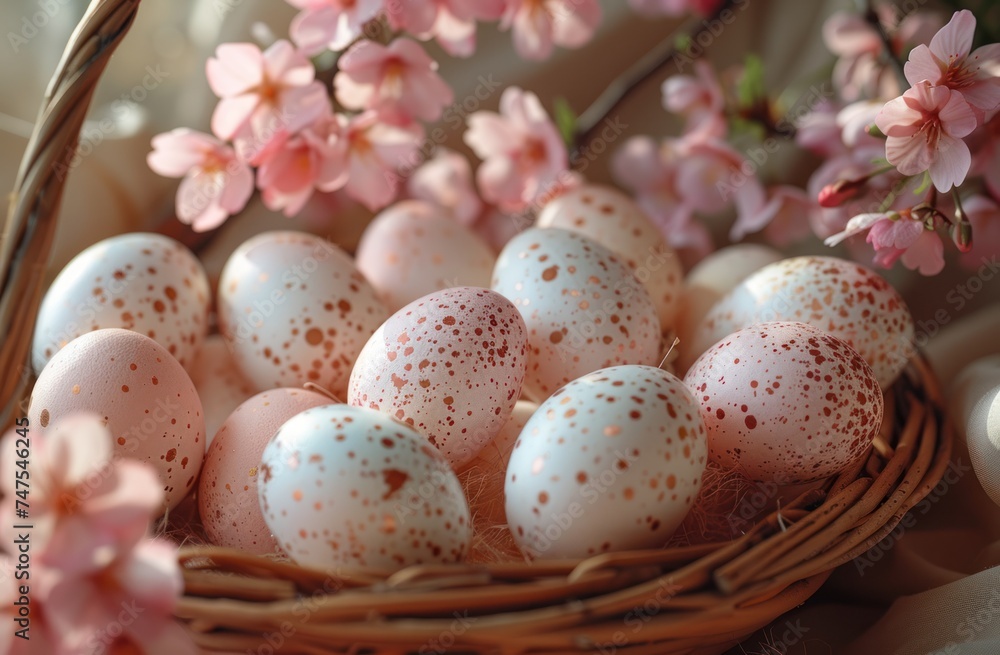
675,244,782,373
684,322,884,484
187,335,256,445
258,404,471,570
492,228,661,402
355,201,497,312
537,185,683,329
217,231,390,398
28,329,205,510
505,365,707,559
690,256,914,388
198,388,333,555
458,400,538,527
348,287,528,469
32,233,210,373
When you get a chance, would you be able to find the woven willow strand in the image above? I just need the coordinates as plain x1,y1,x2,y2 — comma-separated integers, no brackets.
0,0,141,428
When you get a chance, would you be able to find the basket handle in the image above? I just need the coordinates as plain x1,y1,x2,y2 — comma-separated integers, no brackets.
0,0,141,427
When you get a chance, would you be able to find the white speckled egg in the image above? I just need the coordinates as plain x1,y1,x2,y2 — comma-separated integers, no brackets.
28,329,205,510
187,335,256,445
355,201,497,312
258,404,471,570
690,256,914,389
505,365,707,559
348,287,528,470
537,185,683,329
458,400,538,527
32,233,210,373
198,388,333,555
217,231,390,398
492,228,661,402
684,322,883,484
676,244,782,373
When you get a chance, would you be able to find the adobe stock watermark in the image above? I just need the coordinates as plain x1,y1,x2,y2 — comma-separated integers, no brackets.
516,447,641,559
7,0,72,54
854,458,971,576
933,585,1000,654
245,571,348,655
54,64,171,181
671,0,752,72
222,237,342,350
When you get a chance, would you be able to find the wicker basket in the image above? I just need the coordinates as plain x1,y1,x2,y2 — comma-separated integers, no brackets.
0,2,952,654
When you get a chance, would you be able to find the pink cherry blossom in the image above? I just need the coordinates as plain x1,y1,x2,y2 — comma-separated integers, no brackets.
959,195,1000,269
257,113,349,216
148,129,254,232
335,38,454,122
407,148,483,225
904,10,1000,115
1,557,57,654
628,0,723,17
287,0,384,54
386,0,505,57
823,9,943,101
970,114,1000,199
499,0,602,61
334,111,423,211
464,86,568,211
875,81,977,192
206,40,327,156
796,101,846,158
731,185,814,245
43,539,196,655
1,414,163,576
824,210,946,275
662,59,726,137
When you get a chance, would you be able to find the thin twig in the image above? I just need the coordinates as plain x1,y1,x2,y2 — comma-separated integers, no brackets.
571,0,737,161
863,0,909,91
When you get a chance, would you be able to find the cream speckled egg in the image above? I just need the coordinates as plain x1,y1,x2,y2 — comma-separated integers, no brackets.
32,233,210,373
492,228,661,402
458,400,538,527
684,322,883,484
676,244,782,373
505,365,707,559
355,201,497,312
187,335,256,445
28,329,205,510
690,256,914,389
348,287,528,469
198,388,333,555
258,404,471,570
217,231,389,398
537,185,683,329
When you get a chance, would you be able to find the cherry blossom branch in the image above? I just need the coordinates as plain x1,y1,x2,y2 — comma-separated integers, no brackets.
863,0,908,91
571,0,737,161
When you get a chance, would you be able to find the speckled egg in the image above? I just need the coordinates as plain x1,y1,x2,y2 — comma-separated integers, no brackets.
676,244,782,373
348,287,528,470
258,404,471,570
492,228,661,402
690,256,914,389
28,328,205,510
217,231,390,398
355,201,497,312
198,388,333,555
458,400,538,527
32,233,210,373
505,365,707,559
684,322,884,484
537,185,683,329
187,335,256,445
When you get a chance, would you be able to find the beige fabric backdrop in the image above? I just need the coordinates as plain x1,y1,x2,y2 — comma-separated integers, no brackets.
1,1,999,653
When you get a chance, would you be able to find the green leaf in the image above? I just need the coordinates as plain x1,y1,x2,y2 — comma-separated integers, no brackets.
737,54,766,108
674,33,692,53
553,97,577,149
